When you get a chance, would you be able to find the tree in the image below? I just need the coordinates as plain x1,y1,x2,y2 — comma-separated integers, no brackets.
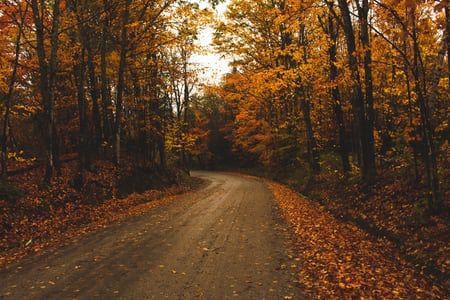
1,1,28,178
321,0,350,173
210,0,447,213
30,0,61,184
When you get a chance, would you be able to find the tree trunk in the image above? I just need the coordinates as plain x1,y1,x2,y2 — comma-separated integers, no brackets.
101,0,112,147
297,25,320,174
31,0,61,184
113,0,132,166
86,43,102,153
357,0,376,178
444,1,450,143
327,3,350,173
300,95,321,174
410,8,441,212
149,52,166,170
338,0,373,181
74,47,89,186
446,2,450,90
182,48,190,170
1,3,28,178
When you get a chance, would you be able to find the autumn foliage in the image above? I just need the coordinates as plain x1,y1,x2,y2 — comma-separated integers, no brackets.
0,0,449,297
207,0,448,211
188,0,449,295
0,0,212,265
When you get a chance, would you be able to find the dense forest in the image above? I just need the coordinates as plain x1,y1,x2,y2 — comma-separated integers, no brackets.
0,0,212,178
0,0,213,265
0,0,448,296
202,0,449,212
194,0,450,284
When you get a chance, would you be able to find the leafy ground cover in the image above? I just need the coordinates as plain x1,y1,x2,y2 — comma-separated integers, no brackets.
267,180,447,298
0,159,201,267
238,159,449,292
308,170,449,279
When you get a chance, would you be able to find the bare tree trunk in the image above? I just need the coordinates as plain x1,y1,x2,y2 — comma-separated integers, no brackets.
397,8,420,182
101,0,112,149
298,25,320,174
31,0,61,184
47,0,61,182
86,44,102,153
74,47,88,187
158,132,166,170
181,48,190,171
326,3,350,173
410,7,441,212
148,52,166,170
338,0,373,181
113,0,132,166
300,95,321,174
357,0,376,178
446,2,450,90
445,1,450,144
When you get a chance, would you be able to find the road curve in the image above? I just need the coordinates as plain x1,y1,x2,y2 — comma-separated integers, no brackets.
0,171,303,299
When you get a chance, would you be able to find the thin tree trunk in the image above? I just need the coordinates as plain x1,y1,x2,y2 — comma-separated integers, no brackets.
357,0,376,178
182,48,190,170
74,47,88,186
47,0,61,182
101,0,112,147
150,53,166,170
86,44,102,153
31,0,61,184
327,3,350,173
446,2,450,90
445,2,450,143
298,25,320,174
401,8,420,182
403,61,420,182
410,7,441,212
338,0,372,180
300,94,321,174
113,0,132,166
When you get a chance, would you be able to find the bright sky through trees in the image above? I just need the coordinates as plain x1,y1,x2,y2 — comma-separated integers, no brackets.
190,1,230,84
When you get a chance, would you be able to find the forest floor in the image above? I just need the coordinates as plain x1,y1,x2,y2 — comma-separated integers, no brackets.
0,157,201,267
267,179,447,298
237,163,449,293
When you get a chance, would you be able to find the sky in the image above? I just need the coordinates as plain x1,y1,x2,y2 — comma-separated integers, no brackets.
190,1,231,85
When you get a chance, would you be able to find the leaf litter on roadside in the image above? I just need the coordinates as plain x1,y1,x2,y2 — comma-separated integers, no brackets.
0,159,199,267
266,181,445,299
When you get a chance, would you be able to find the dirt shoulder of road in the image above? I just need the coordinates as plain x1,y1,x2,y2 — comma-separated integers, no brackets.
265,179,446,298
0,174,205,268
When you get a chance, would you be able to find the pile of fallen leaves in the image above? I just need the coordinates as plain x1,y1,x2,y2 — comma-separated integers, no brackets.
0,158,200,267
267,181,446,298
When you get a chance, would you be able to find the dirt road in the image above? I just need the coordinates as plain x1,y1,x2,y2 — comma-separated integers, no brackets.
0,172,302,299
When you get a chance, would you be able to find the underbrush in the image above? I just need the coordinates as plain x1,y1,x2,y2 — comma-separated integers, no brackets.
0,157,200,266
235,154,449,287
268,181,445,298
